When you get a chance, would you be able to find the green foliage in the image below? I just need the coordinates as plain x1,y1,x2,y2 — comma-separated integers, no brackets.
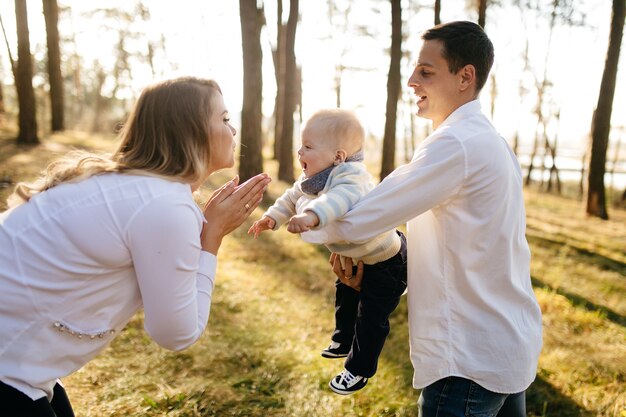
1,132,624,416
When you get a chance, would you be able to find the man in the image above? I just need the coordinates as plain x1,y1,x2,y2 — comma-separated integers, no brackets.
325,21,543,416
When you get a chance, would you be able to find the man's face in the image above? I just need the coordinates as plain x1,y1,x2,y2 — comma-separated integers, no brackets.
407,39,462,130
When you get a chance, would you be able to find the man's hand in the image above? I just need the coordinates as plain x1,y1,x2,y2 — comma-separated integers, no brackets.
247,215,276,238
287,211,319,234
329,253,363,291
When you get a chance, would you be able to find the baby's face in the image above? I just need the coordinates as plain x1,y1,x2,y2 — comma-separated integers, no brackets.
297,129,338,178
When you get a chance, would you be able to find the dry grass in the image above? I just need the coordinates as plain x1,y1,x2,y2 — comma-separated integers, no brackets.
1,130,624,416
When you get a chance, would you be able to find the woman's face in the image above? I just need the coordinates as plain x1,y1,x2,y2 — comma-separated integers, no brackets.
207,93,237,173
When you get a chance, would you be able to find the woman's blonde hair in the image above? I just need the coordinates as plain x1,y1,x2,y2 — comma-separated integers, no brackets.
8,77,222,207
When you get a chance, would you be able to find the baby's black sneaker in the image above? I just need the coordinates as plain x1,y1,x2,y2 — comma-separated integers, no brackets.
321,341,350,358
329,369,368,395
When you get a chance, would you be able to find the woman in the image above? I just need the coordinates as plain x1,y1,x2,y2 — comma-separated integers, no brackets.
0,77,271,416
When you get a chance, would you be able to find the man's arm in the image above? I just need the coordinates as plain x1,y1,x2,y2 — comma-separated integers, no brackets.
326,133,467,243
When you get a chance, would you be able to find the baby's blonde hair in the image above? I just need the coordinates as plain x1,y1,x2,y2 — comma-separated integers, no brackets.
302,109,364,155
8,77,223,207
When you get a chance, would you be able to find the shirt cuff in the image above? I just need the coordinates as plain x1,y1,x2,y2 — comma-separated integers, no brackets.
198,251,217,280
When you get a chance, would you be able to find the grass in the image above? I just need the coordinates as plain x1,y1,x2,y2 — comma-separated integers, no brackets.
0,129,624,417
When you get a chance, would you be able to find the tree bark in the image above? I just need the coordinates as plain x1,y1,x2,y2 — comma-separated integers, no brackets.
586,0,624,219
380,0,402,180
277,0,298,183
272,0,284,160
545,122,562,194
478,0,487,28
91,65,106,132
0,80,4,114
434,0,441,25
14,0,39,144
238,0,265,182
42,0,65,132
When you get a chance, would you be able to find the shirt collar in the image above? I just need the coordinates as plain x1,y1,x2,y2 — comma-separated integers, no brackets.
437,99,482,131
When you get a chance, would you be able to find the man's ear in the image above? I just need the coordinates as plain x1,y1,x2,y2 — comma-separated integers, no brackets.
334,149,347,165
459,64,476,92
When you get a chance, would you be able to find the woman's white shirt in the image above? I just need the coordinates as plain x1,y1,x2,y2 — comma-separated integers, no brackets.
0,173,216,400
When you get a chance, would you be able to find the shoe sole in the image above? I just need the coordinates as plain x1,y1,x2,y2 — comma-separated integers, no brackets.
321,352,349,359
328,379,367,395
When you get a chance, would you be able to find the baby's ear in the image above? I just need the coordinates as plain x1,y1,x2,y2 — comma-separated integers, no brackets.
334,149,347,165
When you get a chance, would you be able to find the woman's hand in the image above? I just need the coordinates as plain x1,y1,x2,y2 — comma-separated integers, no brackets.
329,253,363,291
201,173,271,254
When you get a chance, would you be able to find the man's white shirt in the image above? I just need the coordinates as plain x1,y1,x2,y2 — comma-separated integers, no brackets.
324,100,543,394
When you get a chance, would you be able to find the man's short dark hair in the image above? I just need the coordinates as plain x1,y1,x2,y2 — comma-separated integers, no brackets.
421,21,495,93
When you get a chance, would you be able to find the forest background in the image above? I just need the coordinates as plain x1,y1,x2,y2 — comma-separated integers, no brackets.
0,0,624,416
1,0,625,217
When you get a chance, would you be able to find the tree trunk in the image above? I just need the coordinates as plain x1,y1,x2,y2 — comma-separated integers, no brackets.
380,0,402,180
434,0,441,25
91,66,106,132
586,0,624,219
525,131,539,186
478,0,487,28
526,1,557,188
608,131,622,198
0,13,17,79
238,0,265,182
546,112,562,194
277,0,298,183
272,0,284,160
329,3,352,109
0,80,4,114
14,0,39,144
334,67,342,108
42,0,65,132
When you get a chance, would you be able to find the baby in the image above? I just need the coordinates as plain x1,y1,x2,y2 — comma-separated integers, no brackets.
248,109,407,395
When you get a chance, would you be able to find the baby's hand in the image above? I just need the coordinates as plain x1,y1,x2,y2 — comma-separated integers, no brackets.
287,211,319,234
247,216,276,238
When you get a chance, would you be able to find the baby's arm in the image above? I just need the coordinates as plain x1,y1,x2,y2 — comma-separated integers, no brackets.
287,210,319,234
305,164,371,228
248,215,276,238
248,182,303,238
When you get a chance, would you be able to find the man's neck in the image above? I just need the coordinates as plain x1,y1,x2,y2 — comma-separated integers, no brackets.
432,94,479,130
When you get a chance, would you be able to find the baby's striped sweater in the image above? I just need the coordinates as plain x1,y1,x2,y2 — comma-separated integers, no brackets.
264,162,401,265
